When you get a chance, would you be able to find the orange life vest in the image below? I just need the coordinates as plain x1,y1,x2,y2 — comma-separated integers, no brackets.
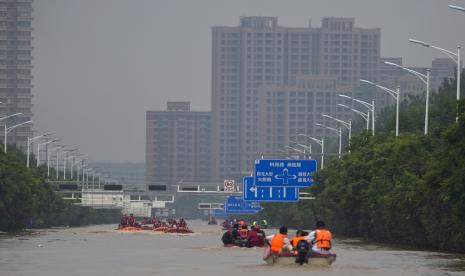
270,233,286,253
315,229,332,250
290,236,307,248
239,229,249,239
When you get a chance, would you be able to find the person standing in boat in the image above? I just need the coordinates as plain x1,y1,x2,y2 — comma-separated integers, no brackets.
306,221,332,254
266,226,293,254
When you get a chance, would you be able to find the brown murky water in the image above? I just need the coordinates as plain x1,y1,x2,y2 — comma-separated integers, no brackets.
1,220,464,276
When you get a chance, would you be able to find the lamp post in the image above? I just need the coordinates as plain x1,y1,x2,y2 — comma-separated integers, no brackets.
62,149,77,180
290,140,312,159
360,79,400,136
84,168,95,189
27,133,52,168
321,113,352,150
37,138,59,167
3,120,32,153
338,103,370,130
338,94,375,136
75,161,87,185
315,123,342,159
409,38,461,122
298,134,324,169
70,154,83,180
55,148,76,179
449,5,465,12
285,145,305,155
0,113,22,150
384,61,431,134
47,145,62,177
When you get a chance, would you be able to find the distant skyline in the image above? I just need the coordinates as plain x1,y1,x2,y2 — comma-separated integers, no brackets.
32,0,465,162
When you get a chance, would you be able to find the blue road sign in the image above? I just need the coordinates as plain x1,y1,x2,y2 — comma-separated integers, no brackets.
224,195,261,214
243,176,299,202
212,208,228,218
254,159,317,187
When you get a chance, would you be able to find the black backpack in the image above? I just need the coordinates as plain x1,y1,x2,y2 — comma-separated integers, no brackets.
295,239,310,265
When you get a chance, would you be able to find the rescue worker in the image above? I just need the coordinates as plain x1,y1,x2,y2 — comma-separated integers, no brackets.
306,221,332,254
128,214,137,227
247,225,265,247
266,226,292,254
239,224,249,240
119,215,128,228
222,223,240,246
289,230,307,249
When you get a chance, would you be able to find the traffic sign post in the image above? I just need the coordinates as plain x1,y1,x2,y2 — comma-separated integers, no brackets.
243,176,299,202
224,195,261,214
254,159,317,187
223,179,235,192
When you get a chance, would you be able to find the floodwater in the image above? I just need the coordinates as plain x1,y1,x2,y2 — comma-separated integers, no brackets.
1,221,464,276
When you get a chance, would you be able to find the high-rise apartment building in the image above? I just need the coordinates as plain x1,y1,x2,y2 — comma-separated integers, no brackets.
0,0,33,151
146,102,211,192
211,17,380,181
257,75,354,157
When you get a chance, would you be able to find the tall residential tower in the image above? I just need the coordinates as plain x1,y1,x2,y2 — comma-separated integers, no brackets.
0,0,33,151
211,17,380,181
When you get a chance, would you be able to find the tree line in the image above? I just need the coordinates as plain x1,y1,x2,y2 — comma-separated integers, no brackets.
257,73,465,253
0,146,119,232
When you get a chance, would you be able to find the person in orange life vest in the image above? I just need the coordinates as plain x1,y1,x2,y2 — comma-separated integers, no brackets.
289,230,308,251
266,226,292,254
306,220,332,254
128,214,137,227
239,225,249,239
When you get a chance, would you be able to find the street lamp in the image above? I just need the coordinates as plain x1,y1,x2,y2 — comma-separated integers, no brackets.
47,145,62,177
322,114,352,139
338,94,375,136
316,123,342,159
3,120,32,152
409,38,461,122
69,154,84,180
26,132,53,168
449,5,465,12
62,149,77,180
361,79,400,137
55,148,76,179
298,134,324,169
285,145,305,154
338,103,370,130
75,161,87,184
384,61,431,134
290,140,312,159
37,138,59,167
0,112,22,122
0,113,21,151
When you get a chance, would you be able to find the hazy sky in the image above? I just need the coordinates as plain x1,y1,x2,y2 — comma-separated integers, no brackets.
32,0,465,162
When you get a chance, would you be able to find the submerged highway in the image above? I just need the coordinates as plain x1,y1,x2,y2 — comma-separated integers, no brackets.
1,221,464,276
